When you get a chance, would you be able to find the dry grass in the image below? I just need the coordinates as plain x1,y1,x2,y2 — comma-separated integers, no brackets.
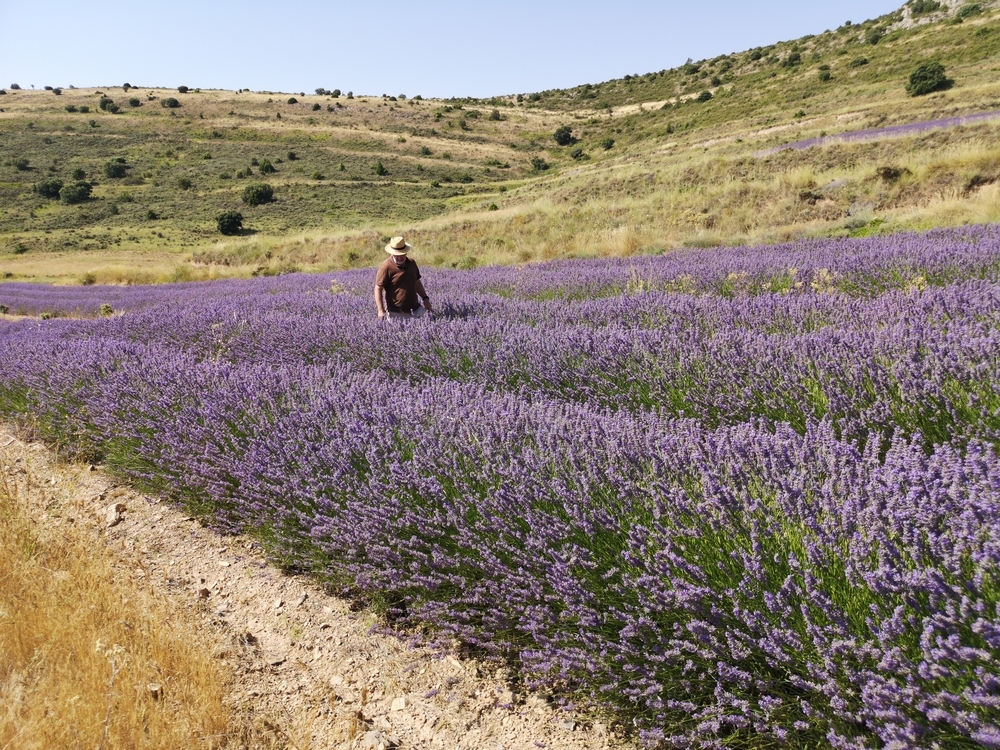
0,460,231,750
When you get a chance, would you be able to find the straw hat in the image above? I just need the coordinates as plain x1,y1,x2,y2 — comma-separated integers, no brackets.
385,236,412,255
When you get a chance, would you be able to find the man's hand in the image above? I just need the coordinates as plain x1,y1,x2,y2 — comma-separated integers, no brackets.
377,312,386,321
423,298,434,314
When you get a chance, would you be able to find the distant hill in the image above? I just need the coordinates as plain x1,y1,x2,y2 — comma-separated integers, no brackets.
2,0,1000,284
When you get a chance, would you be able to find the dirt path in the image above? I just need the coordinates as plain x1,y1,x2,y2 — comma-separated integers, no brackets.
0,427,624,750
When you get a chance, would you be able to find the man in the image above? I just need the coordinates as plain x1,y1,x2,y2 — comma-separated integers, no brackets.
374,236,433,321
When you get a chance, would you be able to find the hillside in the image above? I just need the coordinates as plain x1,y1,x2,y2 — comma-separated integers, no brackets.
2,0,1000,284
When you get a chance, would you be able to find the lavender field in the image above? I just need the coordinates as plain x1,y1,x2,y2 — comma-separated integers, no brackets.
4,226,1000,748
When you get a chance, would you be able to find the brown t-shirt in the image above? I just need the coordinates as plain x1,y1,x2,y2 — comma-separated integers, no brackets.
375,256,422,312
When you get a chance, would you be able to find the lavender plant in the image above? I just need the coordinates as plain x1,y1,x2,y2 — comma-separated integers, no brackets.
2,225,1000,748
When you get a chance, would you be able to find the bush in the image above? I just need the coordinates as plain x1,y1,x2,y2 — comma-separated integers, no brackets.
781,52,802,67
570,148,586,160
146,209,158,220
287,97,298,105
177,85,189,93
72,168,86,180
161,97,180,108
99,303,114,316
866,27,886,45
420,146,432,156
98,96,115,111
52,88,62,95
553,125,574,146
373,161,388,176
531,156,549,171
710,76,722,86
258,159,276,174
819,70,833,82
13,158,30,171
177,177,192,190
10,83,20,90
59,181,92,204
956,3,982,19
849,56,869,68
78,105,90,113
696,90,714,102
242,183,274,206
34,179,64,199
906,61,951,96
331,89,341,98
216,210,244,235
312,103,321,111
910,0,941,14
128,97,141,107
287,151,297,161
601,138,615,150
489,109,502,121
65,104,78,112
103,159,128,178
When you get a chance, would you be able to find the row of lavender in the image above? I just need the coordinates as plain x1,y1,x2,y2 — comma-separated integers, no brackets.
2,227,1000,748
4,226,1000,317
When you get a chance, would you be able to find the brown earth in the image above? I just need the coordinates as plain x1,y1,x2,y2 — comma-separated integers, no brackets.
0,426,627,750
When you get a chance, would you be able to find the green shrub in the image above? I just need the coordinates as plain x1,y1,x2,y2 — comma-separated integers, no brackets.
570,148,586,160
819,70,833,82
601,137,615,150
489,109,502,121
71,168,86,180
906,61,951,96
99,303,114,316
287,151,297,161
488,203,498,211
311,171,324,180
103,159,128,178
287,97,298,105
710,76,722,86
849,56,869,68
177,85,189,93
956,3,982,18
780,52,802,67
373,161,388,176
331,89,341,98
161,97,180,108
312,103,321,111
34,179,64,199
65,104,78,112
59,181,92,204
98,96,115,111
696,90,714,102
531,156,549,171
78,105,90,113
910,0,941,14
258,159,276,174
553,125,575,145
420,146,432,156
146,209,158,220
177,177,192,190
216,210,243,235
13,158,30,171
866,27,886,45
242,183,274,206
128,97,141,107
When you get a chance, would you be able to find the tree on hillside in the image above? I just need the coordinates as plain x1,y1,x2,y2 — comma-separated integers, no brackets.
553,125,575,146
242,183,274,206
216,210,243,235
906,61,951,96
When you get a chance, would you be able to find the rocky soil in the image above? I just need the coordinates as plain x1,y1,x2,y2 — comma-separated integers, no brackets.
0,426,627,750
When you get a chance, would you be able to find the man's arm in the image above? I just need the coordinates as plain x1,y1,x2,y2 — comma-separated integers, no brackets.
415,279,433,314
374,285,386,318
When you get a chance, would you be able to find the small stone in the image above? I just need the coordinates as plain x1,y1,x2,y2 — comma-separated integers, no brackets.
294,593,307,607
219,560,231,568
274,598,283,609
148,683,162,700
330,674,344,686
560,720,577,731
87,464,96,471
319,622,331,630
265,653,286,666
198,588,211,599
391,696,407,712
105,503,126,528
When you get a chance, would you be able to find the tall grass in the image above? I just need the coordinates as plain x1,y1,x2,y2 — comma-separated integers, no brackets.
0,458,230,749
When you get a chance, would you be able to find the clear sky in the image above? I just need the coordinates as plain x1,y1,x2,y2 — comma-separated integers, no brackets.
1,1,904,98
